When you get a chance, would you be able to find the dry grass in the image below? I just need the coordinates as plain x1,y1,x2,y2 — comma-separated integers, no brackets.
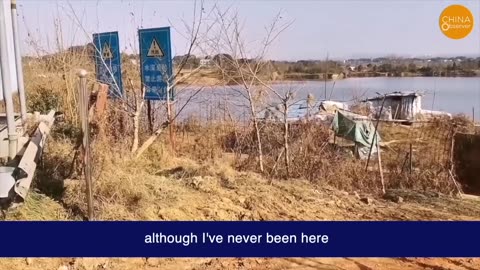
22,131,480,223
24,51,96,125
6,111,476,222
216,116,474,194
378,115,475,193
5,192,72,221
57,139,236,220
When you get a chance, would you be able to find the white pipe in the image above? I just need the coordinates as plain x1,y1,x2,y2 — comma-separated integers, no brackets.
11,0,27,125
0,0,18,159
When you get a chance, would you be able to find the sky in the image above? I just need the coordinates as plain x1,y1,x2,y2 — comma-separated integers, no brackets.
16,0,480,61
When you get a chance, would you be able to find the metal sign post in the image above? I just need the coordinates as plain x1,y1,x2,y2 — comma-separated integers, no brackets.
93,32,123,98
138,27,173,101
77,70,93,220
139,27,175,149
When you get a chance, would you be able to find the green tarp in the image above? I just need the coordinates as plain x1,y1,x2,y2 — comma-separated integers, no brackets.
331,110,381,159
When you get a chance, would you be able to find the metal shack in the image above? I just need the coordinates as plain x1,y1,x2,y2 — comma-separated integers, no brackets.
364,92,422,121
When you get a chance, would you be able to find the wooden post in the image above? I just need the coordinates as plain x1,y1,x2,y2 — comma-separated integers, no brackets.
223,95,227,132
77,70,93,221
166,85,176,153
94,84,109,137
366,94,386,170
147,100,154,134
169,102,176,152
324,52,329,100
376,137,385,194
400,152,409,174
432,90,436,110
449,131,463,194
409,143,413,174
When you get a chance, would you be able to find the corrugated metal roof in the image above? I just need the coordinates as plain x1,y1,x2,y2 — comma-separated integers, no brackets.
364,91,422,101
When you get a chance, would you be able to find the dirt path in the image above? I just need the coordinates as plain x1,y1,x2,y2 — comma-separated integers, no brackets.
2,257,480,270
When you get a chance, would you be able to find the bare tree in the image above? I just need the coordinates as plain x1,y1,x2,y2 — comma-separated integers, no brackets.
134,0,217,158
201,7,293,172
129,80,145,153
263,81,304,178
274,88,296,177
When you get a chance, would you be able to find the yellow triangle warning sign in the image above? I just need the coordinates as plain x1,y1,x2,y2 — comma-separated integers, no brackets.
102,43,113,59
147,38,164,57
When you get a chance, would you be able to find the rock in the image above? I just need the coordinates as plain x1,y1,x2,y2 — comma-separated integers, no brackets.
146,257,163,266
335,200,343,208
186,177,203,190
383,193,404,203
57,266,69,270
75,258,108,270
25,258,33,265
238,196,246,205
220,177,236,190
361,197,373,205
244,197,256,211
325,200,336,206
116,258,145,264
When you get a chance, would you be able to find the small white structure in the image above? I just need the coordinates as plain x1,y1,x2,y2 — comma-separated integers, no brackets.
364,92,423,121
258,99,348,123
320,100,349,113
420,109,452,119
200,58,213,67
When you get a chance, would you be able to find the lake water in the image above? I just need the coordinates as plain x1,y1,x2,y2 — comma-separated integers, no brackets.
177,77,480,121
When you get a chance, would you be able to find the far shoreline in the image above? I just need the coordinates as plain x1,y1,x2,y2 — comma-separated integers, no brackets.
177,74,479,87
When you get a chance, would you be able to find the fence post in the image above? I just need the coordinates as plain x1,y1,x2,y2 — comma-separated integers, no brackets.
377,137,385,194
409,143,413,174
77,69,93,220
365,94,386,170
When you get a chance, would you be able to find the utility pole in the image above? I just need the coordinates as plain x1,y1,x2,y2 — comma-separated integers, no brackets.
324,53,328,100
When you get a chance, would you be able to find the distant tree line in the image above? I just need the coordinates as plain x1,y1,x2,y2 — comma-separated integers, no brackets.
57,44,480,78
352,59,480,77
270,60,344,74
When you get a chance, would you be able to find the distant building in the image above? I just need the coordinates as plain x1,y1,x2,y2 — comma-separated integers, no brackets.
199,57,213,67
364,91,452,120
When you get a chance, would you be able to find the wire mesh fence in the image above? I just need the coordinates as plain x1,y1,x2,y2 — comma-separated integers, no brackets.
126,92,475,195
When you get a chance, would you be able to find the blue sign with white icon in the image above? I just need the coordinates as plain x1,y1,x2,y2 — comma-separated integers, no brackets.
138,27,173,100
93,31,123,98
